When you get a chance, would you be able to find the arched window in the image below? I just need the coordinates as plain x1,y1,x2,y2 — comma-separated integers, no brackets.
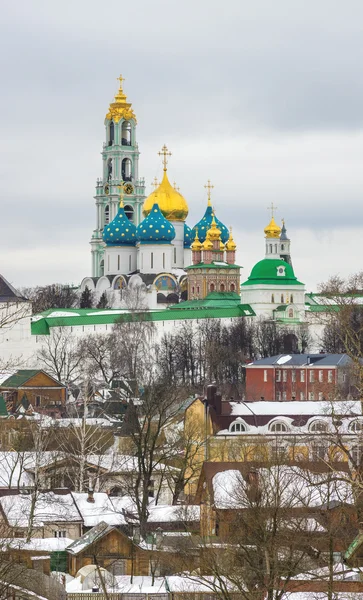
271,294,275,303
174,248,177,264
269,244,272,253
220,283,225,291
274,244,277,253
109,121,114,146
350,420,363,433
104,205,110,225
99,260,104,276
121,121,131,146
197,286,200,294
210,283,215,292
163,253,165,269
310,421,328,433
230,421,246,433
151,252,154,269
288,308,294,318
290,294,294,303
281,244,284,251
192,286,195,294
129,255,132,271
281,294,284,303
124,205,134,222
107,158,113,181
351,445,363,466
117,255,120,271
270,421,288,433
230,283,235,292
121,158,132,181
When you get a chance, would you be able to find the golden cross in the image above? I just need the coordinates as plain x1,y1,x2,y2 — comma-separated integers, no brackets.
158,144,172,170
152,177,159,190
173,181,180,192
267,202,277,218
204,180,214,205
117,74,125,88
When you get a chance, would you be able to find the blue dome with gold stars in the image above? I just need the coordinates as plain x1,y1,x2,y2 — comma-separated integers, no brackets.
136,203,175,244
103,203,137,246
184,223,192,248
192,205,229,243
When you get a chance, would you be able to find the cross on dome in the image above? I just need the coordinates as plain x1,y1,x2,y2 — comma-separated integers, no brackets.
117,74,125,89
267,202,278,218
158,145,172,171
117,182,125,208
152,177,159,190
204,180,214,206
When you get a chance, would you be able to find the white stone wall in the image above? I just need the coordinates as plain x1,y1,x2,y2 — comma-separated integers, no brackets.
104,246,137,275
0,302,37,367
138,244,173,274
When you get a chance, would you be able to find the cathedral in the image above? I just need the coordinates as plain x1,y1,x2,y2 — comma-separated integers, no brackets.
80,77,239,309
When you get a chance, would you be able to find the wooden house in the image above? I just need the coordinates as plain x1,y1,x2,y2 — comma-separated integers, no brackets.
0,370,66,416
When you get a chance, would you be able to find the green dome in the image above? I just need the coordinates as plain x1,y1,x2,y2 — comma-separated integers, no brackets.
241,259,304,286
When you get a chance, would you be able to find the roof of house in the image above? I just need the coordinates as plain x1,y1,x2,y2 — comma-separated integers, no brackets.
0,492,82,527
0,275,29,303
0,369,64,388
66,521,119,555
246,354,352,367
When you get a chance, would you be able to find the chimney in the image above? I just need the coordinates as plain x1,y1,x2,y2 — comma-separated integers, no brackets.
87,489,95,503
206,384,217,407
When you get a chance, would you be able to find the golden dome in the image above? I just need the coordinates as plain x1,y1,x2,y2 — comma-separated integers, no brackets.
202,230,213,250
264,216,281,239
143,168,189,222
106,75,137,123
226,227,237,251
207,215,222,241
220,241,225,251
191,228,202,251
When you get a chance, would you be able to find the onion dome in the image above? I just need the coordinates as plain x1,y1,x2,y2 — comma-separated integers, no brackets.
142,168,189,222
202,230,213,251
192,204,229,244
264,216,281,239
105,74,137,123
103,201,137,246
184,223,193,248
136,202,175,244
226,227,237,251
220,241,225,251
207,215,222,241
191,228,202,251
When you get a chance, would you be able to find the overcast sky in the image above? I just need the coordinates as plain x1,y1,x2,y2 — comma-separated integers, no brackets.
1,0,363,292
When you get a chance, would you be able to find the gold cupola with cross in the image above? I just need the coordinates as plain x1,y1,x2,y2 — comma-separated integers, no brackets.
264,202,281,239
142,145,189,222
106,75,137,123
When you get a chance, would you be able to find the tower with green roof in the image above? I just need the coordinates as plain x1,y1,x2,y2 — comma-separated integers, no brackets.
241,215,305,323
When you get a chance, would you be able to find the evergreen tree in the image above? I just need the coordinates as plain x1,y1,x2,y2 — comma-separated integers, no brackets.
79,286,93,309
97,291,109,309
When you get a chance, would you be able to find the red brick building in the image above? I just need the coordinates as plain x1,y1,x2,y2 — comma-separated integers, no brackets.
245,354,356,401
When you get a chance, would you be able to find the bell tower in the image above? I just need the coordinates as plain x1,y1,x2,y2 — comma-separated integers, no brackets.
90,75,146,277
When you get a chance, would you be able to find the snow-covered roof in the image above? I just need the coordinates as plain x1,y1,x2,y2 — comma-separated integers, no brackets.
71,492,126,527
147,505,200,523
0,537,73,552
0,492,81,527
165,575,239,593
229,401,362,417
212,466,353,510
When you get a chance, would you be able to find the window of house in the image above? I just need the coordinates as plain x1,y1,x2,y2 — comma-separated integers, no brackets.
282,392,287,401
300,370,305,382
312,445,326,461
300,391,305,400
290,294,294,303
351,445,363,466
276,370,281,382
230,422,246,433
310,421,327,433
318,392,324,401
276,391,281,401
281,294,284,303
350,420,363,433
148,480,155,498
35,396,41,407
282,370,287,382
309,370,314,383
328,370,333,383
264,369,268,382
271,294,275,303
270,421,288,433
319,370,323,383
53,530,66,538
308,392,315,401
272,444,286,459
292,370,296,383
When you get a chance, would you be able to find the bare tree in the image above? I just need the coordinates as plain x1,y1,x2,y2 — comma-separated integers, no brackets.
37,327,83,383
24,283,78,314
